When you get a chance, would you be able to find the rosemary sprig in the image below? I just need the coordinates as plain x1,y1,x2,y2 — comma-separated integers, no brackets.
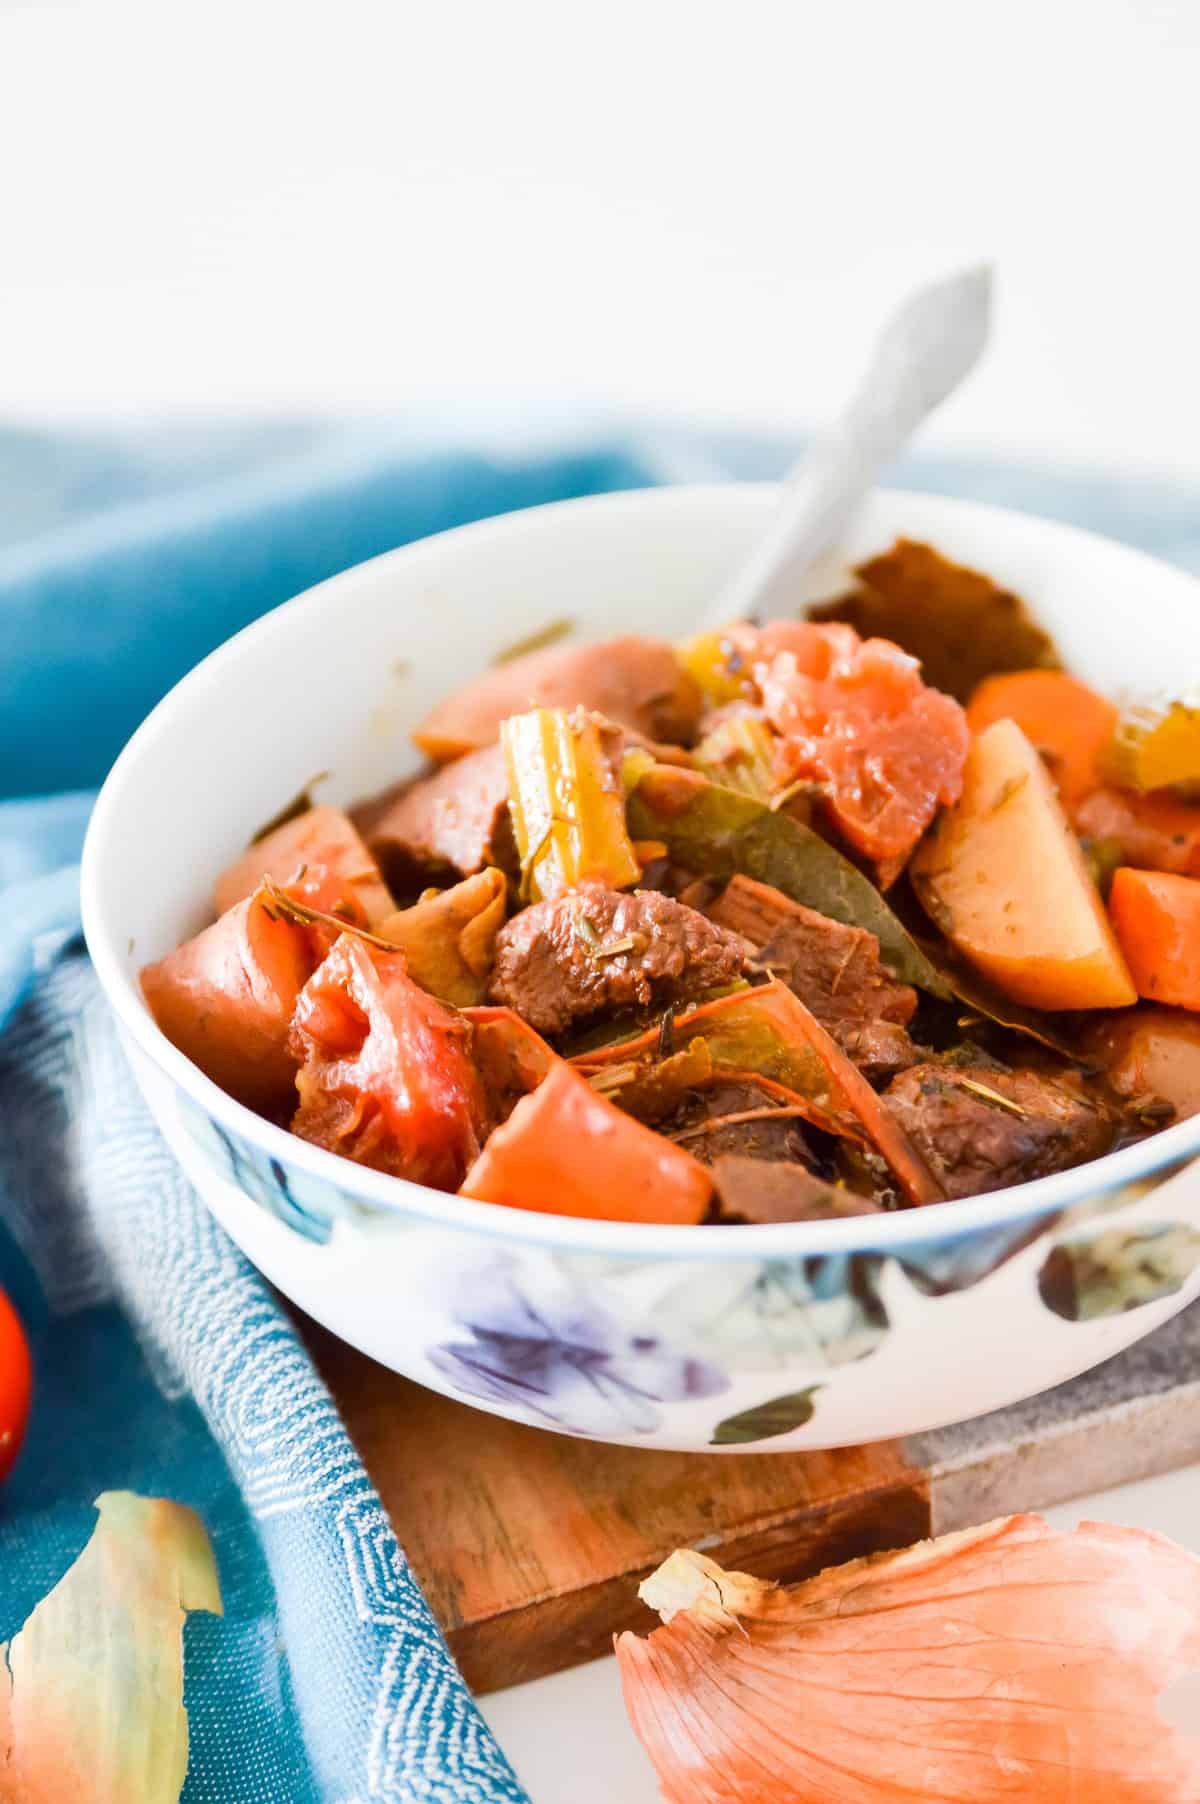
587,1062,640,1094
594,934,639,960
956,1076,1027,1117
571,907,601,951
669,1105,814,1143
259,879,401,952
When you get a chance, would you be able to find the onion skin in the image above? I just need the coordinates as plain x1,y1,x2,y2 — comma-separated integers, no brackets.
0,1491,221,1803
616,1515,1200,1804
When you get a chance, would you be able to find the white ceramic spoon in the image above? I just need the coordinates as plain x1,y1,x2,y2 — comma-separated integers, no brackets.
704,263,994,629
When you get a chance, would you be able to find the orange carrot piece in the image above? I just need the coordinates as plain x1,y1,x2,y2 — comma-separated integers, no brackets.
573,983,939,1205
215,805,394,927
459,1061,712,1225
1109,867,1200,1010
967,670,1118,803
140,890,317,1109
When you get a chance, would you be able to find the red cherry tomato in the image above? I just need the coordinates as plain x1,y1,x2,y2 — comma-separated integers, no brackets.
0,1286,32,1484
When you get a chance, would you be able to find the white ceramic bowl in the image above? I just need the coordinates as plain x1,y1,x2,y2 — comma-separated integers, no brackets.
81,485,1200,1452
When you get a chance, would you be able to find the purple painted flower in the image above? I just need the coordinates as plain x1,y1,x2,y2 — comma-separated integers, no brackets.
426,1259,728,1437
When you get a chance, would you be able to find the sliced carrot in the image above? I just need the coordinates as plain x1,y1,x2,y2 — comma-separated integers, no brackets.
140,890,317,1109
573,983,939,1205
966,670,1118,803
215,805,394,926
459,1061,712,1225
1109,868,1200,1010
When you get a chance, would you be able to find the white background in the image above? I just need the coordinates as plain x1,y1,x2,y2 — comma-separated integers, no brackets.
4,2,1198,1795
2,0,1199,477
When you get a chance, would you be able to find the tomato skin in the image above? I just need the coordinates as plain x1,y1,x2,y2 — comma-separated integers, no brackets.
0,1286,32,1485
754,624,968,879
289,936,488,1189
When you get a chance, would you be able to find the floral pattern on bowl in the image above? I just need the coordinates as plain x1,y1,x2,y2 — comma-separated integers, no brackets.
1039,1221,1200,1321
426,1256,728,1438
179,1094,349,1245
163,1073,1200,1449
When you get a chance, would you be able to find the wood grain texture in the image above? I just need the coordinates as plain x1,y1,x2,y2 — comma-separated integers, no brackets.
302,1319,930,1692
300,1300,1200,1694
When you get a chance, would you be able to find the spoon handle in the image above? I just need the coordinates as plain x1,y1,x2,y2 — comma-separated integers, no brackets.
706,263,993,629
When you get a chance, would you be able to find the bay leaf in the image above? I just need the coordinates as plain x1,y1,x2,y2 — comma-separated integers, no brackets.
810,538,1059,702
628,767,950,997
919,940,1084,1059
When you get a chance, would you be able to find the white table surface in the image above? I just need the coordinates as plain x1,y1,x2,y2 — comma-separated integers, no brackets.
482,1464,1200,1800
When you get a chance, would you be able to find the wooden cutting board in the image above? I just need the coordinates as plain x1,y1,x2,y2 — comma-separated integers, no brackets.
300,1302,1200,1695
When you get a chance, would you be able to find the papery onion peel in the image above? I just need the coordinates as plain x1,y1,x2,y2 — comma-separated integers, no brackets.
0,1490,222,1803
616,1514,1200,1802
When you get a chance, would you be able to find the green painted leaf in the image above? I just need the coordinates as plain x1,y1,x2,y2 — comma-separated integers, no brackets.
1039,1222,1200,1321
652,1258,889,1374
628,769,949,996
710,1386,822,1446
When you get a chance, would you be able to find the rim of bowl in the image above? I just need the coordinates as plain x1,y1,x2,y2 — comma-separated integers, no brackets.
82,480,1200,1260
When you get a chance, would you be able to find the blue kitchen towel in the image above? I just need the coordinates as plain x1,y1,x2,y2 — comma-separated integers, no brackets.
3,418,1200,1803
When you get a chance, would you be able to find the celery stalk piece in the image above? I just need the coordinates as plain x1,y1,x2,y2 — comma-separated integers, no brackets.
694,711,780,804
502,708,641,901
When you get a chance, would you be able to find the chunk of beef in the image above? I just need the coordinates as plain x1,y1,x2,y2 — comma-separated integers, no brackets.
706,875,918,1076
666,1077,817,1167
413,636,703,761
711,1155,884,1224
353,743,512,882
883,1063,1114,1200
488,885,746,1036
838,1021,919,1079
